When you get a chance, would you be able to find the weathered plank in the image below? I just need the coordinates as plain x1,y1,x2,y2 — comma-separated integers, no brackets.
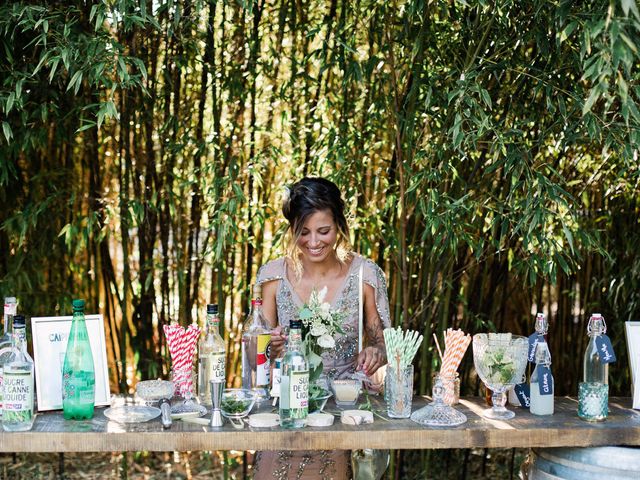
1,397,638,452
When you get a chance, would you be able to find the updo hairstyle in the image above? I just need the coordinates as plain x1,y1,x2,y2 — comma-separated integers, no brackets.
282,177,351,270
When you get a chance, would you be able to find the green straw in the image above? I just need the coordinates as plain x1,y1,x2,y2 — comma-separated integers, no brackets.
384,327,423,371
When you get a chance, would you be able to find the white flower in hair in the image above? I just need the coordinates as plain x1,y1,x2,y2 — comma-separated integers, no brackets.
282,185,292,203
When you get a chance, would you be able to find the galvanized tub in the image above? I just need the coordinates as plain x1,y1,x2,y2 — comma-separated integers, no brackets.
525,447,640,479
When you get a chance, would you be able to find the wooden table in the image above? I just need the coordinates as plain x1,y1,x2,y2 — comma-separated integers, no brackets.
1,397,639,452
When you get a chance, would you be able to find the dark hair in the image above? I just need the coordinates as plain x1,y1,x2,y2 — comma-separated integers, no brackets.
282,177,350,258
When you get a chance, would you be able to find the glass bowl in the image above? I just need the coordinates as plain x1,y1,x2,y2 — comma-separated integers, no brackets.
220,389,257,418
309,390,332,413
330,378,361,408
136,380,174,403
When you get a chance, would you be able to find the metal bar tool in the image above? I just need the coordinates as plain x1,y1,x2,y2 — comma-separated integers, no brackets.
210,380,224,427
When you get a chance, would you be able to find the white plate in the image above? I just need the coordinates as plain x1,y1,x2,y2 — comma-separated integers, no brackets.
104,406,161,424
248,413,280,428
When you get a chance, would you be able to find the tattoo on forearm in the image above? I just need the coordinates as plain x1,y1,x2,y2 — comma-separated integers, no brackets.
366,317,387,361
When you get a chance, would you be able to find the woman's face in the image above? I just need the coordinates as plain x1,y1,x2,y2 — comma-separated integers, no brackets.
295,209,338,263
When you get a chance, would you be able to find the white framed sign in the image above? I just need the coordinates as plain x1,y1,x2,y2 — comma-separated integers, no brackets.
625,321,640,409
30,314,111,411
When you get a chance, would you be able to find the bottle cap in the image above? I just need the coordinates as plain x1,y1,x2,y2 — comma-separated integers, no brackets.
207,304,218,315
72,299,85,310
253,283,262,298
12,314,26,327
587,313,606,335
4,297,17,304
289,319,303,329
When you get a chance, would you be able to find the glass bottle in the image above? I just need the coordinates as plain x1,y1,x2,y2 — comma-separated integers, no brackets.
529,342,554,415
0,297,18,417
241,284,271,401
279,319,308,429
197,304,226,405
2,314,35,431
62,299,96,420
511,312,549,407
578,313,608,421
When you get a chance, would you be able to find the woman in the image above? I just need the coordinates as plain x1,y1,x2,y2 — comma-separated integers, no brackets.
254,177,391,480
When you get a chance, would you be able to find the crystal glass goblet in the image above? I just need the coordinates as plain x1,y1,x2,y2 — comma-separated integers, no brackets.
472,333,528,420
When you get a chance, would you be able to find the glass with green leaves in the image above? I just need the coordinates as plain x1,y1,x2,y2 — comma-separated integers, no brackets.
297,287,344,386
472,333,528,420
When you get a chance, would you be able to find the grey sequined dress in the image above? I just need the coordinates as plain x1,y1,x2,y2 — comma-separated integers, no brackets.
253,253,391,480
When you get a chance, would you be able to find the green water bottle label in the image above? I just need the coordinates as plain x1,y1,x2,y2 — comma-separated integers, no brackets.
63,371,95,401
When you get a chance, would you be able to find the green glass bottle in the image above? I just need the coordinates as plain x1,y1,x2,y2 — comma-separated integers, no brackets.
62,299,95,419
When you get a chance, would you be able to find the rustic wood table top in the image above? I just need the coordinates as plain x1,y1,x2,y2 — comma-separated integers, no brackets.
1,397,638,452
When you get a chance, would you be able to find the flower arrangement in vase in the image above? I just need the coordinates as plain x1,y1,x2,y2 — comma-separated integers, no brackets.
298,286,345,385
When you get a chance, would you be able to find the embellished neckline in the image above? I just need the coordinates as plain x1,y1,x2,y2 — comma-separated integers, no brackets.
282,254,361,308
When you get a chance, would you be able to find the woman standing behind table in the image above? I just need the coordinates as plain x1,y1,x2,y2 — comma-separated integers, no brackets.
254,177,391,480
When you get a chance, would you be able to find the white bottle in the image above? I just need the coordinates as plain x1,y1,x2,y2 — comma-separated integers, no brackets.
530,342,554,416
197,304,226,405
2,315,35,431
0,297,18,417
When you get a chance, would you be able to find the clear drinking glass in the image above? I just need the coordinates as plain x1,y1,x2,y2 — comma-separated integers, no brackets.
432,372,460,406
170,366,207,417
472,333,528,420
578,382,608,421
386,365,413,418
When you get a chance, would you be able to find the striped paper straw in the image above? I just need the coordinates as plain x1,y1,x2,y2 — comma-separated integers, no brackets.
438,328,471,404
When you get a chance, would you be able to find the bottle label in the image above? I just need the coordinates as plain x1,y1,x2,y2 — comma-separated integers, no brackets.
538,366,553,396
289,370,308,409
256,334,271,386
595,335,616,364
63,370,96,402
528,333,544,363
513,383,530,407
2,371,33,416
211,353,226,382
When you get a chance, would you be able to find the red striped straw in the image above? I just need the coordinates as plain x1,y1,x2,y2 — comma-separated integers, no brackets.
163,322,201,396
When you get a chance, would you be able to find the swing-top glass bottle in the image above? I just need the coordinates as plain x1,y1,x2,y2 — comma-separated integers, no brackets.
578,313,608,421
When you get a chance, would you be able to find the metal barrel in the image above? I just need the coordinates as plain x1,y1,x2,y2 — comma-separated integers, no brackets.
525,447,640,479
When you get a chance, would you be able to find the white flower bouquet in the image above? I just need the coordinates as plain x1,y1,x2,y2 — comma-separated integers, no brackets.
298,287,345,383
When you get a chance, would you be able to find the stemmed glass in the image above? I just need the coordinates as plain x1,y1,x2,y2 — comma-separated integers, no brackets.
170,366,207,418
472,333,528,420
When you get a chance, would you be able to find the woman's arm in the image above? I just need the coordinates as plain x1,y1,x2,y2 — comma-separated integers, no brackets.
261,280,287,360
261,280,278,328
356,283,387,376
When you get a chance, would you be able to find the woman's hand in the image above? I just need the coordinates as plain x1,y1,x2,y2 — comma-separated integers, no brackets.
356,345,386,377
269,325,288,361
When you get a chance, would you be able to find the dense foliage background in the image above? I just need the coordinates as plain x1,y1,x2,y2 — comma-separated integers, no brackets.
2,0,640,476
